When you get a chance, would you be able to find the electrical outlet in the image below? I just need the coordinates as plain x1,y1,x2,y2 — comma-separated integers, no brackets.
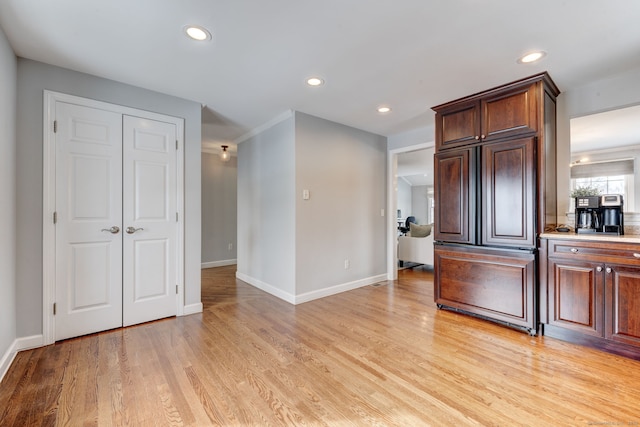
380,208,385,217
344,259,350,269
228,243,233,251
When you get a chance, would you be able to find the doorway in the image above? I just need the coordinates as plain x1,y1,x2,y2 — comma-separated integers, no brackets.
386,142,435,280
43,92,185,343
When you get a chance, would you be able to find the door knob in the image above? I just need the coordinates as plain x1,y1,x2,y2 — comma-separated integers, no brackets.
126,226,144,234
101,226,120,234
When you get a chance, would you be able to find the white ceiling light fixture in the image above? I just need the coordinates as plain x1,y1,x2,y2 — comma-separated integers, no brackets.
220,145,231,162
377,106,392,113
517,51,546,64
183,25,212,41
306,77,324,86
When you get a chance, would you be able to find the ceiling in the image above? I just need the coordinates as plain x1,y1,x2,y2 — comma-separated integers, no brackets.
2,1,640,153
571,104,640,154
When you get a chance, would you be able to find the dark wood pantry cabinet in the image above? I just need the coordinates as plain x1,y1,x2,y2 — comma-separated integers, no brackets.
433,73,560,334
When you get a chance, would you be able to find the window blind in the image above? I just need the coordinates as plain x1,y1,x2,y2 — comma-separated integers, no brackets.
570,159,634,179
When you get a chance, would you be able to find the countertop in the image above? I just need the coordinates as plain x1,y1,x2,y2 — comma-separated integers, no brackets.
540,231,640,244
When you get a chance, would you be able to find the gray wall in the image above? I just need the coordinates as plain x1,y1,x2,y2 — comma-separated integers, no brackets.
237,116,296,296
411,185,432,225
0,27,17,362
295,112,387,295
397,179,411,221
16,59,202,336
237,112,387,301
202,152,237,265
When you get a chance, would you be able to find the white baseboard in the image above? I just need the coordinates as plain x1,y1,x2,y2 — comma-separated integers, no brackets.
183,302,203,316
235,272,388,305
294,274,388,304
0,334,44,383
235,272,296,304
201,259,237,269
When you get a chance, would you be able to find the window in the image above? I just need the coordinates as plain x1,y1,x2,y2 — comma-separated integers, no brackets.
570,159,635,211
573,175,626,195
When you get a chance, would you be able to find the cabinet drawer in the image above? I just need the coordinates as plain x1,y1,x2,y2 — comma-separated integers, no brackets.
547,239,640,266
435,245,536,330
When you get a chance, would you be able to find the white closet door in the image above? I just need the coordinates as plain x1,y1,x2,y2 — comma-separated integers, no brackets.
55,102,123,341
122,115,178,326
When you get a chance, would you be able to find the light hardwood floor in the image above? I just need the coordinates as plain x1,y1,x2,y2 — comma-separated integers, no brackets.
1,265,640,426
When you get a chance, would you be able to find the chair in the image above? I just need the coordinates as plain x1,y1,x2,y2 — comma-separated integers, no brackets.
398,216,417,235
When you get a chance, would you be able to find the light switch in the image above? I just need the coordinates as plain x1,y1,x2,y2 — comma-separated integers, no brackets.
303,189,310,200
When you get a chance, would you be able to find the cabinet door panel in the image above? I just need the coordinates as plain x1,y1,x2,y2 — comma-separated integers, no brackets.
481,83,538,141
606,265,640,347
435,100,480,150
482,137,536,248
435,245,536,330
434,148,475,244
548,259,604,337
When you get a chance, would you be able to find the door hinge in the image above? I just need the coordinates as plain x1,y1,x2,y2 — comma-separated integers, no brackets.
176,140,178,150
176,285,179,294
53,302,57,315
53,120,57,133
53,211,58,224
176,212,179,222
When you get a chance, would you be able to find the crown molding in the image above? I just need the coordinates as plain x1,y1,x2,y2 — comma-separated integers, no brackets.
235,110,294,144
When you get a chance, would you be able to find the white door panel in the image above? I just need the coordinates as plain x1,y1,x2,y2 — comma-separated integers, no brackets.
123,115,177,326
53,100,180,341
55,102,123,341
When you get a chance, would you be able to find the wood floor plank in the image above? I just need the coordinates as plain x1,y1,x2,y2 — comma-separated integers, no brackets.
2,265,640,425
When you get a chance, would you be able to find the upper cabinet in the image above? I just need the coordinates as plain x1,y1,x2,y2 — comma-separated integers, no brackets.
433,72,561,240
434,75,557,151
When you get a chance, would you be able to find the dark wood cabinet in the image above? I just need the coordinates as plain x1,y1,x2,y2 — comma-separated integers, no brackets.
434,245,536,332
434,100,480,150
435,81,539,151
547,257,604,337
432,73,559,334
434,147,475,244
542,237,640,359
605,264,640,347
482,137,536,247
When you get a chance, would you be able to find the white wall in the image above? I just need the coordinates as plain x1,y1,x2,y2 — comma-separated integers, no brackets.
557,66,640,220
0,26,17,371
15,59,202,337
201,152,237,266
237,115,296,298
295,112,387,297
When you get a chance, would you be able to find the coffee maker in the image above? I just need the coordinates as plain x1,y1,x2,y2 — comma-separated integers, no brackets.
575,194,624,235
601,194,624,235
575,195,601,233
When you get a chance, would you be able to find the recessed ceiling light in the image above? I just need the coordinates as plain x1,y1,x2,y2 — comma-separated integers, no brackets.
518,51,546,64
377,106,392,113
306,77,324,86
183,25,212,41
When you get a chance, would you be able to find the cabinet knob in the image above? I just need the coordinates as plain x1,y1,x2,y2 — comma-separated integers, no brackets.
606,267,612,274
475,135,480,140
596,266,603,272
570,248,579,253
633,253,640,258
481,134,486,139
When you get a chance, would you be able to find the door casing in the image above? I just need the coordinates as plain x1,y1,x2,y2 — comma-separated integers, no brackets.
42,90,185,345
